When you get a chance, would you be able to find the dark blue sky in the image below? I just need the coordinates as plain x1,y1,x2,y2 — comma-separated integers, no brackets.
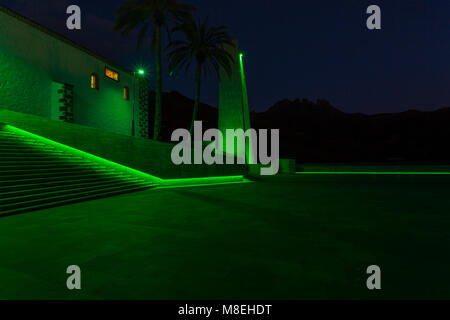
2,0,449,113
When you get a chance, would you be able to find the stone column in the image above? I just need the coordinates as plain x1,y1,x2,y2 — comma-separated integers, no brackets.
218,40,253,163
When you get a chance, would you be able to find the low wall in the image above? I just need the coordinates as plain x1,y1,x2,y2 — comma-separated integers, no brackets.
0,109,246,179
299,163,450,173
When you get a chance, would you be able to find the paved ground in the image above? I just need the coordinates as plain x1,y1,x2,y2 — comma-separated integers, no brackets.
0,179,449,299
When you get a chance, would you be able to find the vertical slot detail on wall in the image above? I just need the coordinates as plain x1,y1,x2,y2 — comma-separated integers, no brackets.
57,83,74,123
138,78,149,138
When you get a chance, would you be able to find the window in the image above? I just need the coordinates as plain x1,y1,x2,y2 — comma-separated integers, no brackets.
105,67,120,81
124,87,130,100
90,73,99,89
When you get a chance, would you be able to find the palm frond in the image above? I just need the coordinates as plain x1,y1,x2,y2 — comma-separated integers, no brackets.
167,18,235,80
114,0,196,52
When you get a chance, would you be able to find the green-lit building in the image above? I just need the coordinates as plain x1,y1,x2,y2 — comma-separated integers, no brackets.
0,5,149,137
0,4,250,180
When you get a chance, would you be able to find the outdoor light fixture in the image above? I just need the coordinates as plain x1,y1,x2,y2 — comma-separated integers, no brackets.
138,69,145,75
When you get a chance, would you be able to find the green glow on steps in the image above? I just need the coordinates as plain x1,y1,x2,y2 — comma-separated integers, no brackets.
5,125,163,184
4,125,247,188
157,176,251,189
296,172,450,175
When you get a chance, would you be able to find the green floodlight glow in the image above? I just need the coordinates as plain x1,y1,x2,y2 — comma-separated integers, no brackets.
3,125,248,188
138,69,145,75
5,125,164,185
158,176,251,189
237,50,255,165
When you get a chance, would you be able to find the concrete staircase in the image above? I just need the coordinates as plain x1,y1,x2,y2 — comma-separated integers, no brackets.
0,126,156,217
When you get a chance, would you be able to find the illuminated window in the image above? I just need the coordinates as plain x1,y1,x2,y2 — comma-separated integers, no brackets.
105,67,120,81
90,73,99,89
124,87,130,100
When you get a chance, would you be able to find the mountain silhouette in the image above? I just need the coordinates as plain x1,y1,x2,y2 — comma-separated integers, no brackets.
150,91,450,163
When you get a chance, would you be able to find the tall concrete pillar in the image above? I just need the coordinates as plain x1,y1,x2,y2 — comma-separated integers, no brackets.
218,40,253,163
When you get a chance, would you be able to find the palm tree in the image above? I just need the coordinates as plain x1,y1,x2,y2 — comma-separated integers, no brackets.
114,0,195,140
167,18,234,133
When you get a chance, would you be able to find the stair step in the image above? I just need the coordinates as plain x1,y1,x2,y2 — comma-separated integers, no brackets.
0,148,65,154
0,173,132,186
0,183,152,214
0,130,19,134
0,160,92,166
0,141,48,147
0,147,67,154
0,145,58,150
0,170,124,182
0,133,43,138
0,137,52,143
0,163,106,171
0,157,84,162
0,154,83,160
0,132,24,139
0,176,142,193
0,180,152,205
0,136,45,143
0,165,117,174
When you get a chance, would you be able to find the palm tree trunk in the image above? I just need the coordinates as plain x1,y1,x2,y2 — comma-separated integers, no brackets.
190,64,202,134
153,24,162,141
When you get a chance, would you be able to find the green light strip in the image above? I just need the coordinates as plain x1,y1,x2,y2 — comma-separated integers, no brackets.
296,172,450,175
238,52,254,164
156,178,251,190
160,175,249,187
4,125,247,188
5,125,164,184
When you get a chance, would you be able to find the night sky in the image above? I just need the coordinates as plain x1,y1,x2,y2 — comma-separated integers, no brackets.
2,0,449,113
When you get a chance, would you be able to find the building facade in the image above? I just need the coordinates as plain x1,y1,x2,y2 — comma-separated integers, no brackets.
0,5,148,138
